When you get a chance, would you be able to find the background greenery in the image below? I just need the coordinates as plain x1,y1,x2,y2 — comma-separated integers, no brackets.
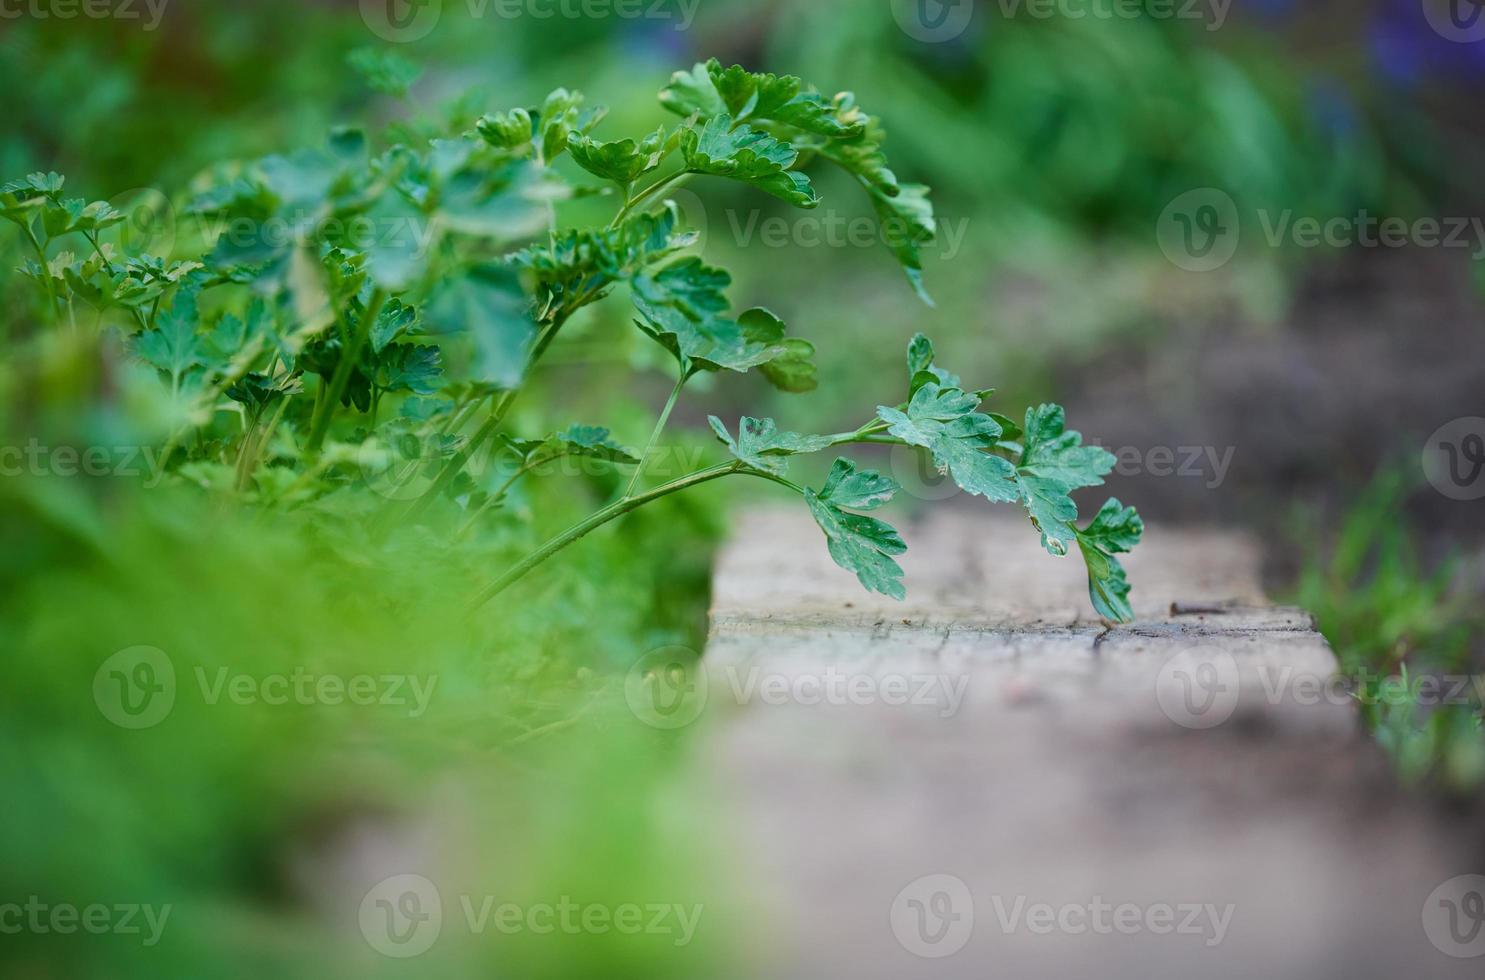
3,1,1483,976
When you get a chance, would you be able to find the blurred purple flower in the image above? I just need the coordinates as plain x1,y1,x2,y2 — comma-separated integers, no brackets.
1371,0,1485,85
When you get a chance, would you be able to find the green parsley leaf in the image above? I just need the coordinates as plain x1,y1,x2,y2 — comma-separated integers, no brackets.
806,458,907,600
739,308,818,393
657,62,726,118
346,47,422,98
878,383,1018,503
661,59,863,138
872,183,937,306
225,372,303,413
905,332,963,394
504,425,640,467
370,299,418,355
679,115,818,209
631,261,808,379
1076,498,1144,623
133,286,204,389
798,102,937,303
373,343,443,395
538,88,607,164
477,108,535,151
424,264,536,391
1016,404,1116,557
568,127,667,185
707,416,832,475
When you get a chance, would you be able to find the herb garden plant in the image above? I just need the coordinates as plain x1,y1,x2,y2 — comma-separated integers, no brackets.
3,58,1143,621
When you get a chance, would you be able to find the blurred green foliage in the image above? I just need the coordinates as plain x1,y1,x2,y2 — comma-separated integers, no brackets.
3,3,1482,976
1292,472,1485,793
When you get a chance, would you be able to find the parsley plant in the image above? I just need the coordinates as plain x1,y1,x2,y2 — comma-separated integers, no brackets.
2,58,1142,621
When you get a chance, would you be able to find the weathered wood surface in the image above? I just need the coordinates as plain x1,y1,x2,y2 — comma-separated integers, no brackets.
697,506,1481,979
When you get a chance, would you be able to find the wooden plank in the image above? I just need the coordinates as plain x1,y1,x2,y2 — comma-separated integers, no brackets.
695,507,1481,979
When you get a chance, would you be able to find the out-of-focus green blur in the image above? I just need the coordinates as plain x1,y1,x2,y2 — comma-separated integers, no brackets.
3,1,1483,976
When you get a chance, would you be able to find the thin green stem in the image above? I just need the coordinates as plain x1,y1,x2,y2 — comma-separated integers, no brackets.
469,462,742,609
746,469,807,495
456,459,541,540
22,224,58,322
237,394,293,493
235,408,264,491
83,230,150,332
306,289,386,454
609,170,692,228
623,373,686,498
818,419,895,447
834,433,901,447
